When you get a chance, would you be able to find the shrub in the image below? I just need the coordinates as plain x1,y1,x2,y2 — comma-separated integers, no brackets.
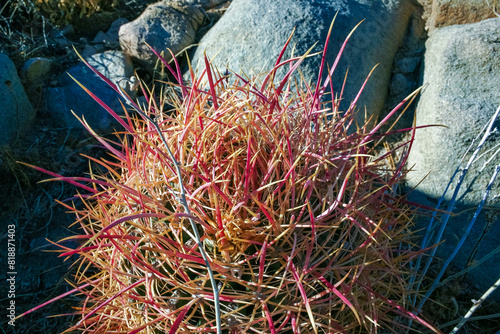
43,0,118,24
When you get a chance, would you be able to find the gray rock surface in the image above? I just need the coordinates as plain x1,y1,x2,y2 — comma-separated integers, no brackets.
0,54,35,145
45,51,134,131
93,18,129,49
106,18,129,43
188,0,416,125
406,18,500,289
119,0,204,71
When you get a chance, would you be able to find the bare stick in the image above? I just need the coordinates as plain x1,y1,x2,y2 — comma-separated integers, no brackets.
420,164,500,309
117,77,222,334
450,276,500,334
416,104,500,311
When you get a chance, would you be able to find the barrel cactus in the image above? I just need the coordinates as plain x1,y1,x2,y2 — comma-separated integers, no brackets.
20,26,439,333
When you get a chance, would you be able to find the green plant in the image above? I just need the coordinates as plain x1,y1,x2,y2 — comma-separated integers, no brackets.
19,24,440,333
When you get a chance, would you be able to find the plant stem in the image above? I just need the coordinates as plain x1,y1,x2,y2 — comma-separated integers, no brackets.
416,104,500,311
450,276,500,334
117,78,222,334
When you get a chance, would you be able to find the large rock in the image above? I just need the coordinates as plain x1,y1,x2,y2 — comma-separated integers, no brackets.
420,0,498,32
119,0,204,71
188,0,416,124
45,51,135,131
0,54,35,145
407,18,500,290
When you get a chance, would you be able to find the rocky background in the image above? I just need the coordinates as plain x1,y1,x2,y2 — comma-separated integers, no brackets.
1,0,499,333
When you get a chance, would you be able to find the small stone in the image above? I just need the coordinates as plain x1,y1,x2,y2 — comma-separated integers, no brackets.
81,44,98,58
93,31,109,44
88,51,135,90
21,57,56,87
45,51,135,131
54,37,69,48
106,18,129,42
0,53,35,145
119,1,204,71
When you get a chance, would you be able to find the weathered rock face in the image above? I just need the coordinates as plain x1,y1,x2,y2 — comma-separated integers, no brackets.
0,54,35,146
408,18,500,204
419,0,498,32
406,18,500,289
188,0,415,125
119,1,204,71
379,5,427,138
45,51,134,131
